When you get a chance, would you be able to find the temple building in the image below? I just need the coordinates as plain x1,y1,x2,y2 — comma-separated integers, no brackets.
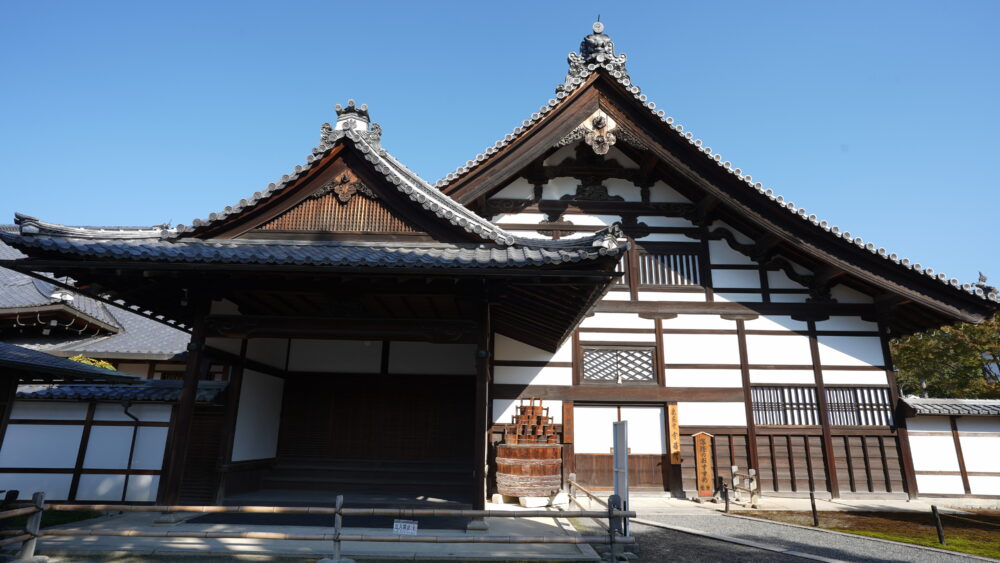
1,22,998,507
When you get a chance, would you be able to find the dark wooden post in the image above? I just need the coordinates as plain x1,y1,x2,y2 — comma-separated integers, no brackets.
214,339,247,504
808,320,840,498
161,296,210,505
735,319,761,483
472,298,492,510
879,320,919,500
0,374,18,450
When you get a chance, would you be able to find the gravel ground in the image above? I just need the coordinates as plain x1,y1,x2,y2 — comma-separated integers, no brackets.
637,511,987,563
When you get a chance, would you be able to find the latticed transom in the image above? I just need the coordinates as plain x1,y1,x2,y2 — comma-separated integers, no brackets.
826,387,893,426
751,386,820,425
582,348,655,383
637,251,701,286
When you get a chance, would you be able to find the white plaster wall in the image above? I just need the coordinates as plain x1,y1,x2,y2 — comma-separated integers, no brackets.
388,342,476,375
907,416,952,433
665,369,742,387
830,284,874,304
815,317,879,332
246,338,289,369
10,402,87,420
744,316,809,332
83,426,133,469
769,294,810,303
638,291,706,302
493,366,572,386
709,221,754,244
491,178,535,199
606,178,642,202
817,336,885,367
711,269,761,288
116,363,149,376
714,293,764,303
493,212,547,224
562,214,622,227
640,233,695,243
125,475,159,502
507,229,550,240
620,406,666,454
767,270,807,289
232,369,284,462
746,334,813,365
579,332,656,343
94,403,172,422
541,177,578,200
492,399,562,425
602,291,632,301
76,474,125,501
916,474,966,495
707,241,754,265
969,476,1000,496
543,145,577,166
648,181,690,203
749,370,816,384
677,402,747,427
0,474,72,500
288,339,382,373
661,315,736,330
206,336,243,356
955,416,1000,433
0,425,82,467
638,216,695,228
909,435,960,471
573,406,619,454
581,313,654,329
494,334,571,362
821,370,888,385
664,334,740,365
957,435,1000,472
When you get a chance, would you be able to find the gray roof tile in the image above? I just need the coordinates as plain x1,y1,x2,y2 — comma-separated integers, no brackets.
0,341,138,383
903,397,1000,417
17,380,227,402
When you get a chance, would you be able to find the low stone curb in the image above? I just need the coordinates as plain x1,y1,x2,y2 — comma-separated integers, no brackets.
720,512,998,562
629,517,844,562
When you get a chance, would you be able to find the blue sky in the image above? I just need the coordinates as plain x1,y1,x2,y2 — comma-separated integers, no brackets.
1,1,997,284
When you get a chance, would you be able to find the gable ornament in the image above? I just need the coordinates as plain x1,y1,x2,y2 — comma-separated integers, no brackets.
311,173,377,204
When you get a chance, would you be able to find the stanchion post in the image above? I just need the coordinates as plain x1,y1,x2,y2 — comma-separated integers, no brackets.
320,494,354,563
931,505,946,545
17,491,44,560
607,495,623,562
723,483,730,513
810,490,819,527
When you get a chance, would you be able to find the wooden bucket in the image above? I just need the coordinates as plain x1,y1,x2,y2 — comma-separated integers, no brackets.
495,444,562,497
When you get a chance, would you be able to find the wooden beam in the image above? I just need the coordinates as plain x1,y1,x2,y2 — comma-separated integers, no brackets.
735,320,761,485
490,384,745,402
161,297,210,505
204,315,479,343
473,298,491,510
807,320,840,498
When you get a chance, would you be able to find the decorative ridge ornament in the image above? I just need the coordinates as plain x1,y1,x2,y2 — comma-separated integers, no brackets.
310,173,376,204
557,21,629,94
585,114,616,155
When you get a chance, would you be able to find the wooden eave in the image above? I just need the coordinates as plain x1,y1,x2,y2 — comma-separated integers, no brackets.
441,70,998,333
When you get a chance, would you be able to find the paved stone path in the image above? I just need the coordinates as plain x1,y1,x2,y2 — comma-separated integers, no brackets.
635,509,988,562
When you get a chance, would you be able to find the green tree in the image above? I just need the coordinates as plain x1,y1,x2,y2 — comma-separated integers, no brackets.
891,315,1000,399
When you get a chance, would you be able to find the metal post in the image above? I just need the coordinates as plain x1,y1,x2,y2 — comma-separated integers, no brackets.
810,490,819,527
17,491,44,560
931,505,946,545
723,483,730,513
612,420,629,537
319,494,354,563
607,494,622,562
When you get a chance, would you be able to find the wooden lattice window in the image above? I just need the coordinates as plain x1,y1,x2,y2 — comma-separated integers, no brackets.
635,243,703,287
582,347,656,384
826,387,893,426
751,386,820,425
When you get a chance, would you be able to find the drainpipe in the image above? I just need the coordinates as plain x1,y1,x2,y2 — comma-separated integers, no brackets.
121,401,140,502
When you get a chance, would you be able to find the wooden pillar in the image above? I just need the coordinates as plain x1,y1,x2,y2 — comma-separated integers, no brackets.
949,416,972,495
472,300,492,510
808,320,840,498
735,320,761,478
878,321,919,499
162,297,210,505
0,374,18,454
214,339,247,504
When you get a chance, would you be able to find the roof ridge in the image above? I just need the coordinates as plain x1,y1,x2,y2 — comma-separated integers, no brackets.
433,22,999,304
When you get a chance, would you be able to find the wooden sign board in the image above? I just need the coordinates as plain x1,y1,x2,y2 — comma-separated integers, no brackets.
667,404,681,464
693,432,714,497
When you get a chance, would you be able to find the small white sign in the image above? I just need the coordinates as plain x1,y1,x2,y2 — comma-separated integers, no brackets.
393,519,418,536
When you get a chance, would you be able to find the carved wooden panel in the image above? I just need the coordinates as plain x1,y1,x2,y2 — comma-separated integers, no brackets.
258,174,421,234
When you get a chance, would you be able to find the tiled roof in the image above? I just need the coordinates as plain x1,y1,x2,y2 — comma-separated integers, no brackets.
0,234,190,358
903,397,1000,417
171,103,520,246
434,22,999,304
0,341,138,383
0,222,623,269
17,380,227,403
